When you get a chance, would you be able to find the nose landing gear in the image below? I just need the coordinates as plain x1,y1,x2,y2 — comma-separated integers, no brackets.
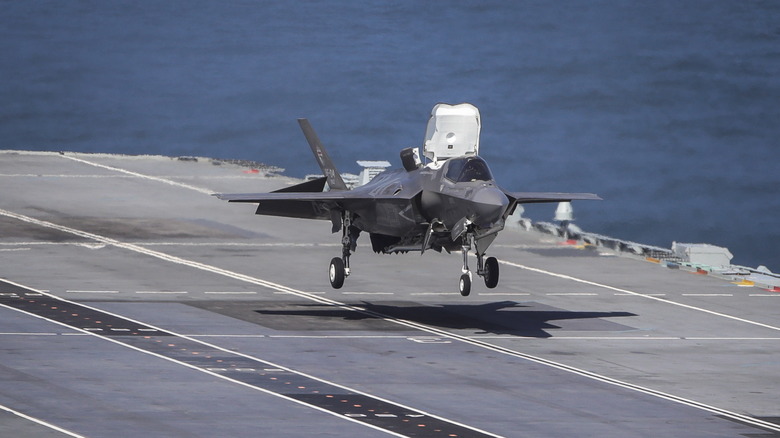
459,233,500,296
329,257,345,289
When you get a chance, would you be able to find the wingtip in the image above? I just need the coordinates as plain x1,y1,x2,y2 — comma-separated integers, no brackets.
572,193,603,201
212,193,234,201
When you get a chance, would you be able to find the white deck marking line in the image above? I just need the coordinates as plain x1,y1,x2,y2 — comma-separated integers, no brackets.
0,333,59,336
0,174,270,180
203,291,258,295
0,241,341,248
683,337,780,341
135,291,188,294
681,294,733,297
2,209,778,433
342,292,394,295
59,154,214,195
614,293,666,296
66,290,119,294
0,279,500,438
478,293,531,296
0,402,87,438
499,260,780,333
0,174,137,178
272,291,326,295
546,293,598,296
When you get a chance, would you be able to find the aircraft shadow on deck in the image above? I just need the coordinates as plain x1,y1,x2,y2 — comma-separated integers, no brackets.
253,301,637,338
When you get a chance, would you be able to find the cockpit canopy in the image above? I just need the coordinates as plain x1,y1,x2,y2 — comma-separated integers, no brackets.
444,156,494,183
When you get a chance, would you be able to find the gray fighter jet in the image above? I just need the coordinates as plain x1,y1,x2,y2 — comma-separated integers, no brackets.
216,103,600,296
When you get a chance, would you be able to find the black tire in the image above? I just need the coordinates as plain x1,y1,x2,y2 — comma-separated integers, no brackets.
459,273,471,296
484,256,499,289
329,257,345,289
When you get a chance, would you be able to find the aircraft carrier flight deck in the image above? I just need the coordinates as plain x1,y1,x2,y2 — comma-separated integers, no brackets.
1,151,778,437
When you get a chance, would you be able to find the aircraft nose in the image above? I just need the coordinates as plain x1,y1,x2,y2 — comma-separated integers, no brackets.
473,187,509,226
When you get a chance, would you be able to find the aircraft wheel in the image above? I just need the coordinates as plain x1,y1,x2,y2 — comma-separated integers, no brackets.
484,257,499,289
459,273,471,296
329,257,345,289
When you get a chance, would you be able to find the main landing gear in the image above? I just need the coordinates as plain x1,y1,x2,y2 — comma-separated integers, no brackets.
458,233,499,296
326,213,499,297
329,212,359,289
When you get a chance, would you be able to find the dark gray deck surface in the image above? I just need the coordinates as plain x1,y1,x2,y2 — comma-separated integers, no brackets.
1,151,779,437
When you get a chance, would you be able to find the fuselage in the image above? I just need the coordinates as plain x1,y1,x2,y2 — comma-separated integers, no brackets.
349,156,509,246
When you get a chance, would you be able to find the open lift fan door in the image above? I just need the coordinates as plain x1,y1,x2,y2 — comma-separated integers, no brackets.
423,103,481,164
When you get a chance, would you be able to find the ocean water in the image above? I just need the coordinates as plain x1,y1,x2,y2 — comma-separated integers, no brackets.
2,1,779,271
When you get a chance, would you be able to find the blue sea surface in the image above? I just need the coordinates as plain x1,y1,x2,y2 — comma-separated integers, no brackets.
2,1,779,270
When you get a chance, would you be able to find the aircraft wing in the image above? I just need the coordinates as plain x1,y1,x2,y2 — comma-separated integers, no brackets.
214,189,419,223
215,191,346,221
503,191,602,204
500,191,601,220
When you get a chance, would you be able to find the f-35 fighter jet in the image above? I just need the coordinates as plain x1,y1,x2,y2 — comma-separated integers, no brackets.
216,103,600,296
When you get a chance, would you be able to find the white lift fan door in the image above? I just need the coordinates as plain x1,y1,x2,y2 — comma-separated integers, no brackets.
423,103,481,164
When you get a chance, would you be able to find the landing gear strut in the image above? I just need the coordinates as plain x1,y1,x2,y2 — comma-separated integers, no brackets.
459,233,499,296
329,211,359,289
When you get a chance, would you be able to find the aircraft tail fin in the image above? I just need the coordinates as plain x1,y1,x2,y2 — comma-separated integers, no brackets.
297,119,349,191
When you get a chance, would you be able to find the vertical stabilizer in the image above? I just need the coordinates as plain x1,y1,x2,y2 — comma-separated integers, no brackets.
298,119,348,191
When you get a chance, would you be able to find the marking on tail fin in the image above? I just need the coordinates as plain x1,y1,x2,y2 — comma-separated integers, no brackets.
297,119,348,191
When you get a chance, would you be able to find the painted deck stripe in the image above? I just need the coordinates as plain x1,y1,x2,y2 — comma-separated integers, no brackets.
614,293,666,296
478,293,531,296
0,403,87,438
546,293,598,296
203,291,258,295
136,291,188,294
0,332,59,336
273,291,326,295
681,294,733,297
0,241,340,247
66,290,119,294
60,154,214,195
342,292,394,295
